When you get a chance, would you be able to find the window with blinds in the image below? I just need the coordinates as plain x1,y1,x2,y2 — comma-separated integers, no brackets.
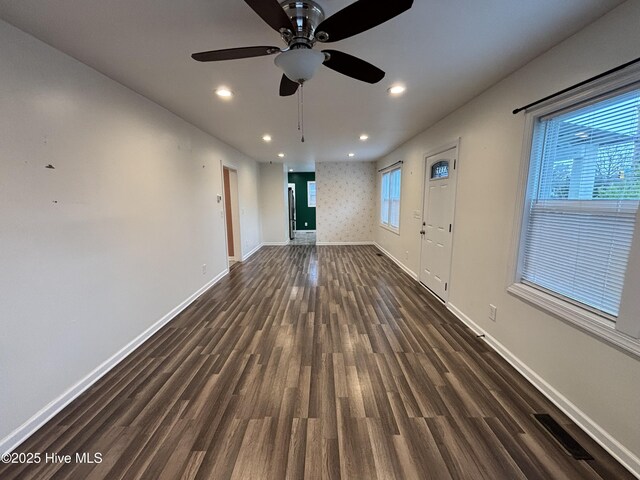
307,181,316,208
521,86,640,318
381,167,402,231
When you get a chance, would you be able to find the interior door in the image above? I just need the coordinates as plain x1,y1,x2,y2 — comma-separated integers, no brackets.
420,147,458,301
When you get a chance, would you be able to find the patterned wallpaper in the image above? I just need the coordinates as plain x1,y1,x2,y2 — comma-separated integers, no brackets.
316,162,376,243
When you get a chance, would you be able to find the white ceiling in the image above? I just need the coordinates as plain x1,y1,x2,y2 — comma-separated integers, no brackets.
0,0,625,165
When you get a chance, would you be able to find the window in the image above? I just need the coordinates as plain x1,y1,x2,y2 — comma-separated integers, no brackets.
307,181,316,208
510,72,640,354
431,161,449,179
381,166,402,231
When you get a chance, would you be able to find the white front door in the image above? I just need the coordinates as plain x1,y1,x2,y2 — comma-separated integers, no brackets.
419,147,458,301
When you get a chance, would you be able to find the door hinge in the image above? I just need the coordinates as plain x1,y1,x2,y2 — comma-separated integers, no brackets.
449,224,452,233
445,283,448,291
453,159,457,169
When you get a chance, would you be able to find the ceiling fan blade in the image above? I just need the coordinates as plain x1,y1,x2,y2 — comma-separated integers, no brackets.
280,74,299,96
244,0,294,33
322,50,385,84
316,0,413,43
191,46,280,62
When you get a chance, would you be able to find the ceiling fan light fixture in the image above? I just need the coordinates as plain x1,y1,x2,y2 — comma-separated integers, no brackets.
274,49,326,83
360,134,369,141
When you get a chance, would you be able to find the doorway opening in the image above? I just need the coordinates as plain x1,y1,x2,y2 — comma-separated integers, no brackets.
223,166,241,266
419,143,459,302
287,167,316,245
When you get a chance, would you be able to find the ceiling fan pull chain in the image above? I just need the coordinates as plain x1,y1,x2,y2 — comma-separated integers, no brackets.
300,83,305,143
297,87,301,133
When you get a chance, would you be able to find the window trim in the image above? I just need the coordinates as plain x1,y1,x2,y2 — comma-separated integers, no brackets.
307,181,316,208
379,165,402,234
508,65,640,357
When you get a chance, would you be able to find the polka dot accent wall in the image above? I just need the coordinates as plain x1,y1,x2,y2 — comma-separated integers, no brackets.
316,162,376,243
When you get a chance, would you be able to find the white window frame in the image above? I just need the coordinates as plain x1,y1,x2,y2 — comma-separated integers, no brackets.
307,181,316,208
508,65,640,357
380,165,402,234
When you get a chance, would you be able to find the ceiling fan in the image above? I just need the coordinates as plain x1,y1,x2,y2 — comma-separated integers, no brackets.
191,0,414,96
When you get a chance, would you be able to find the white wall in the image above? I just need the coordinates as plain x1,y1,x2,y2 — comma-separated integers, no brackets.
316,162,376,244
0,19,261,448
259,162,289,245
375,0,640,471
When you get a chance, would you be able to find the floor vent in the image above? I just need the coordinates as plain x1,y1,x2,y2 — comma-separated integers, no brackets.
533,413,593,460
376,253,384,257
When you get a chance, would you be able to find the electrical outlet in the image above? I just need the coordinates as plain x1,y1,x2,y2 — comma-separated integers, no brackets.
305,222,308,227
489,304,497,321
202,264,207,275
405,250,409,260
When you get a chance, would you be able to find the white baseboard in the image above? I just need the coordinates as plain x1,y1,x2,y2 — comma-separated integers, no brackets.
373,243,418,280
294,230,316,233
0,268,229,456
447,303,640,479
242,243,263,261
262,240,290,246
316,241,375,246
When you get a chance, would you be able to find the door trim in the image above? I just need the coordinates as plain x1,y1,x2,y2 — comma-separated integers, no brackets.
419,138,461,303
221,163,242,269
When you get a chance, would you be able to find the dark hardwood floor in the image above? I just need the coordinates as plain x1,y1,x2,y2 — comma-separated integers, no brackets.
1,245,633,479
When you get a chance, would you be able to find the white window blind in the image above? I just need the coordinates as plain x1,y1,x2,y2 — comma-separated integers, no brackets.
381,167,402,230
521,87,640,318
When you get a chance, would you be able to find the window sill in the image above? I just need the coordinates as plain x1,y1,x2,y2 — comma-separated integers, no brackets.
507,283,640,357
379,224,400,236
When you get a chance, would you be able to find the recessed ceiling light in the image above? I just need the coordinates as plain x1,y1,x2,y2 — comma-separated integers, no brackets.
215,87,233,98
360,134,369,141
348,153,355,158
278,153,286,158
289,168,294,172
388,85,406,96
262,135,272,142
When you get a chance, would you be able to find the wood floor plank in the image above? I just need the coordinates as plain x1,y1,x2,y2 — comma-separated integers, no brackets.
285,418,307,480
303,419,322,480
1,245,634,480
